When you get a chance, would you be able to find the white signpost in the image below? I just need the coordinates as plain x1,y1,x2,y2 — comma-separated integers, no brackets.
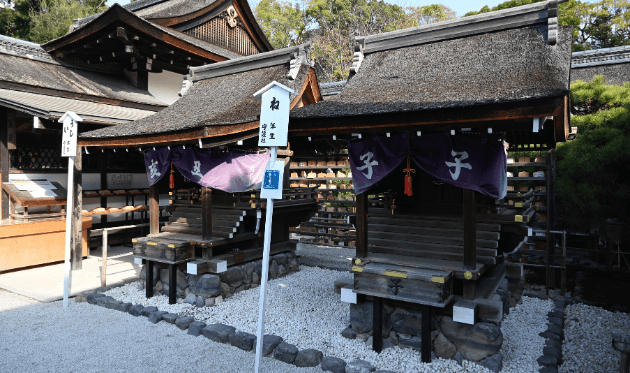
59,111,82,309
253,81,295,372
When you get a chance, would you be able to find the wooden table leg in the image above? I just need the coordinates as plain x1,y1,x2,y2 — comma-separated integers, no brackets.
373,297,383,353
169,263,176,305
422,305,432,363
146,260,153,298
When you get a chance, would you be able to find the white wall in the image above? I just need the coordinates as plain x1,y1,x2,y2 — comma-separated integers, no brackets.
148,70,185,105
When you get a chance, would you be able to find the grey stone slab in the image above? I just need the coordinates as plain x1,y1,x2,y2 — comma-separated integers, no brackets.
114,302,132,313
539,367,558,373
128,304,145,317
229,331,256,351
140,306,158,317
539,331,561,342
188,321,207,336
537,354,558,367
342,327,357,340
202,323,236,344
321,356,346,373
162,313,179,324
274,342,298,364
86,293,105,305
294,349,323,367
148,311,168,324
345,359,376,373
175,316,195,330
254,334,283,357
478,353,503,373
543,346,561,358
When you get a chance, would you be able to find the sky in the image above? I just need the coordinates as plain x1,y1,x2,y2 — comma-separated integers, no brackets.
105,0,509,17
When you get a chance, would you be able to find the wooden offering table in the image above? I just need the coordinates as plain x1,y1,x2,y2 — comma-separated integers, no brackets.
0,182,91,272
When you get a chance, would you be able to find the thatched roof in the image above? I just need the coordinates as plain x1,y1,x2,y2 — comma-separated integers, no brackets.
571,46,630,85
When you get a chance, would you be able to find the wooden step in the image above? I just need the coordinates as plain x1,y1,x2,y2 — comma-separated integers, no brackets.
368,245,496,265
368,223,499,241
169,216,240,227
161,225,233,238
368,237,498,255
165,222,237,234
368,232,498,249
171,211,244,221
368,216,500,232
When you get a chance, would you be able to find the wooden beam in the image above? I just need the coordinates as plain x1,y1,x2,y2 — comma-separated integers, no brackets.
356,192,368,258
149,185,159,234
201,187,212,242
71,146,83,270
137,69,148,91
463,189,476,300
0,107,9,220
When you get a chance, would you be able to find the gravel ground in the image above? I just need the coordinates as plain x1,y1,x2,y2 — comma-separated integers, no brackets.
0,288,40,312
295,242,354,271
0,295,321,373
560,303,630,373
105,267,555,373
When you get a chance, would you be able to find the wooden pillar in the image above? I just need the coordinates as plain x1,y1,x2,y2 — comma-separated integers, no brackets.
546,149,556,294
146,260,154,298
137,69,149,91
0,107,9,220
71,146,83,270
149,185,159,234
201,187,212,241
356,192,368,258
99,150,108,225
372,296,382,353
168,263,176,304
463,189,477,300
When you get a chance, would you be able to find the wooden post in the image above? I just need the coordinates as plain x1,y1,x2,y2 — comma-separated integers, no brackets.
356,192,368,258
168,263,176,304
372,296,382,353
71,146,83,270
146,260,154,298
546,149,556,295
463,189,477,300
202,187,212,241
421,305,432,363
561,231,567,296
0,107,9,220
149,185,159,235
101,229,108,288
99,151,108,226
137,69,148,91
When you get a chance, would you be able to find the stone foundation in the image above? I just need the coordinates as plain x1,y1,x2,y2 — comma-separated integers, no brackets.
139,251,299,305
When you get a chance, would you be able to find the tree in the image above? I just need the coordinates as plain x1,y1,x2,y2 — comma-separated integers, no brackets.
254,0,308,49
464,0,630,51
0,0,41,39
27,0,106,44
405,4,456,27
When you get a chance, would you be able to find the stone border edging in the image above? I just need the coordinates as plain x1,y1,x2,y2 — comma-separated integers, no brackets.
79,289,396,373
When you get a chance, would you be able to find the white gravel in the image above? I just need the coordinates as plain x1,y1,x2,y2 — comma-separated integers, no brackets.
500,296,553,372
0,295,321,373
105,267,556,373
560,303,630,373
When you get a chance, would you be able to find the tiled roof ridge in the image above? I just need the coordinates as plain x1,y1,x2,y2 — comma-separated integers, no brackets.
572,45,630,68
0,35,55,64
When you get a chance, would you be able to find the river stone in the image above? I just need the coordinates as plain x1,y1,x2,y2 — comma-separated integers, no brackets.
229,331,256,351
74,294,87,303
188,321,207,336
289,258,299,271
398,336,422,350
192,274,222,298
269,260,278,279
479,353,503,373
162,313,179,324
543,346,561,358
278,264,287,277
391,308,425,336
160,268,187,297
254,334,283,356
202,324,236,343
155,281,163,292
389,331,399,345
114,302,132,313
195,296,205,307
365,337,393,350
252,272,260,284
274,253,288,266
183,293,197,305
546,323,563,337
221,283,230,297
434,333,457,359
175,316,195,330
342,327,357,340
545,339,562,349
350,301,391,336
86,293,105,304
539,367,559,373
453,351,463,365
439,316,503,362
205,297,215,307
321,356,346,373
220,267,245,288
148,311,168,324
540,331,562,342
242,263,254,284
294,349,323,367
345,359,376,373
128,304,145,316
140,264,160,286
537,354,558,367
187,274,200,289
274,342,299,364
140,306,158,317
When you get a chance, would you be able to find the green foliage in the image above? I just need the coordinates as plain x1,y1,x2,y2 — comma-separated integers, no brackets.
0,0,41,39
465,0,630,51
405,4,456,27
555,76,630,230
27,0,106,43
254,0,307,49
